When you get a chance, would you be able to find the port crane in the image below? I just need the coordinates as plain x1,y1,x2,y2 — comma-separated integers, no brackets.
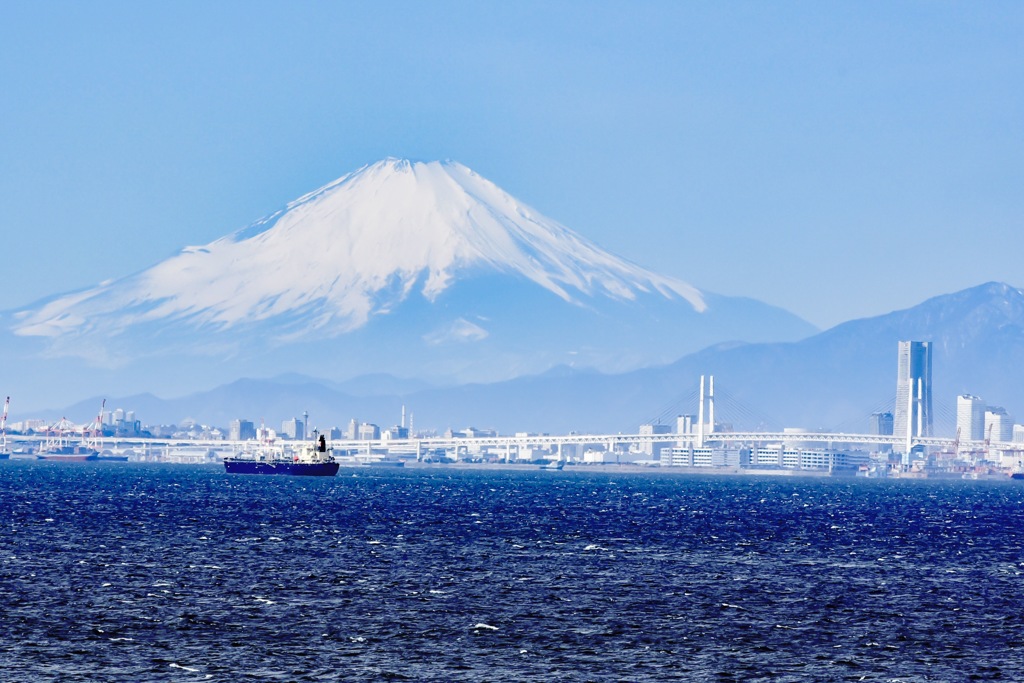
85,398,106,449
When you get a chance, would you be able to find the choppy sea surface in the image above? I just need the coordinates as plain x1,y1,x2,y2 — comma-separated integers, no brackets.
2,462,1024,682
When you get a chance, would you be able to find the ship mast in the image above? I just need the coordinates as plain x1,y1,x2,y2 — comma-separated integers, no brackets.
1,396,9,452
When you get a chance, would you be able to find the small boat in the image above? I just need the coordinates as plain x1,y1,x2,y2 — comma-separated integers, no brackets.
224,432,340,477
539,461,565,471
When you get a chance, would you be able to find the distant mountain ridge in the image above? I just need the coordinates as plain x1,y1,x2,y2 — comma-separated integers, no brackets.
1,158,814,408
50,282,1024,437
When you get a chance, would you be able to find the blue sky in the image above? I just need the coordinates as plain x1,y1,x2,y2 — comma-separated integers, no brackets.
2,1,1021,329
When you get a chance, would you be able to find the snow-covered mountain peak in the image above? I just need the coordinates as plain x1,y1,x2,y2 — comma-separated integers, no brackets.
15,158,705,341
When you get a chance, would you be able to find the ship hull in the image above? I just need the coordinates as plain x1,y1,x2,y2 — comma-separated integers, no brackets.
37,453,100,462
224,460,340,476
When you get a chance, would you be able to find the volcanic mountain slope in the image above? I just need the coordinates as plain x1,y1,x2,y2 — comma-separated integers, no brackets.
4,158,814,405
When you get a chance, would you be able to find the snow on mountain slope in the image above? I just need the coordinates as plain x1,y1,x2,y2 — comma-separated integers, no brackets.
14,158,705,343
1,157,817,409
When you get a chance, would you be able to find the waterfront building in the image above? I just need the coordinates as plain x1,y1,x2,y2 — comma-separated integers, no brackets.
957,395,986,441
748,447,866,471
659,446,745,468
894,341,933,445
584,448,617,464
1014,424,1024,444
660,445,866,472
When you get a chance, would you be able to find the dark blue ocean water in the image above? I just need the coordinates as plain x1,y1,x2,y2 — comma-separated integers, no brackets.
3,462,1024,682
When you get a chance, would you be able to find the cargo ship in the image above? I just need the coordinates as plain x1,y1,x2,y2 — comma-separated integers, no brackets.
224,433,340,477
36,415,100,461
36,445,100,462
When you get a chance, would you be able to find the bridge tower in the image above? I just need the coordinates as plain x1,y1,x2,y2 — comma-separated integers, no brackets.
697,375,715,448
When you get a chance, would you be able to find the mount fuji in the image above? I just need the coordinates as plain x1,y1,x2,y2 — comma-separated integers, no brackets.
3,158,815,409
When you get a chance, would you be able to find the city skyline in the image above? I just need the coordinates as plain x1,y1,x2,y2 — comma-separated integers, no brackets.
6,338,1019,446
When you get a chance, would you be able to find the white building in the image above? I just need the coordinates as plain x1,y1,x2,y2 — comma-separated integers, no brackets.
957,395,986,442
358,423,380,440
985,407,1014,442
1013,424,1024,443
638,423,673,456
281,417,305,440
659,446,744,468
894,341,933,444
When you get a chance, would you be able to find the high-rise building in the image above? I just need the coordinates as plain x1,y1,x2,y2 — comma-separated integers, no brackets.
358,423,380,440
675,414,695,447
956,395,986,442
869,412,894,436
230,419,256,441
985,407,1013,443
676,414,694,434
639,423,672,456
281,418,305,440
894,341,932,445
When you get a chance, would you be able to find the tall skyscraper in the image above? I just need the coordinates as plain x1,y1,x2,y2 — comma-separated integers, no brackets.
869,412,894,436
956,395,986,441
985,407,1013,443
281,417,305,440
894,341,932,445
